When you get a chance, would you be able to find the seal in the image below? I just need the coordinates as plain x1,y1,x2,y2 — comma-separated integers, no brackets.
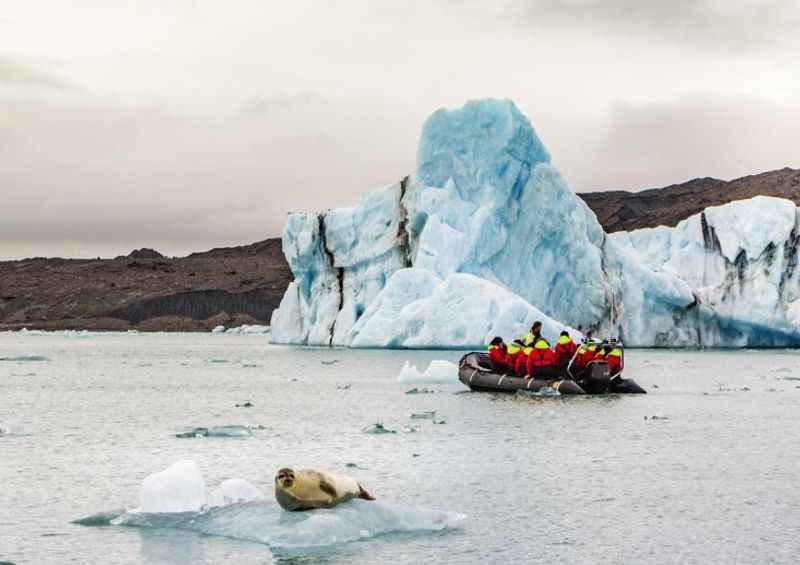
274,468,375,511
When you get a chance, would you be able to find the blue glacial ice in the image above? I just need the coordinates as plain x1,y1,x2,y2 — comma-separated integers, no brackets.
270,98,800,347
75,460,464,551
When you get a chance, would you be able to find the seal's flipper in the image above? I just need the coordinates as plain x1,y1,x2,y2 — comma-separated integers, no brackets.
318,477,338,499
358,484,375,501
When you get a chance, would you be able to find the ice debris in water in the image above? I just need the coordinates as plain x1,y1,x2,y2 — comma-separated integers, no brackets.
77,460,465,550
410,411,436,419
515,387,560,398
175,425,252,439
211,324,270,335
405,387,435,394
207,479,266,507
397,360,458,384
139,461,265,514
227,325,271,335
362,423,396,434
0,354,49,362
140,460,207,513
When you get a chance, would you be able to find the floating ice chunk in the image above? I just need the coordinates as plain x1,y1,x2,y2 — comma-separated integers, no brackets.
139,460,206,513
79,500,465,550
410,411,436,419
175,425,252,439
0,354,49,362
362,423,396,434
397,360,458,384
207,479,265,507
211,325,226,334
225,325,270,335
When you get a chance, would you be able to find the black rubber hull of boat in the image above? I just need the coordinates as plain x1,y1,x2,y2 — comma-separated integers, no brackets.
459,353,584,394
459,353,646,395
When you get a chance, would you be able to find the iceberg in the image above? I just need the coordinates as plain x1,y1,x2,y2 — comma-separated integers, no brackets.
270,98,800,347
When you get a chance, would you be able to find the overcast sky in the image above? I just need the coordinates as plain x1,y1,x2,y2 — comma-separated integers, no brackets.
1,0,798,259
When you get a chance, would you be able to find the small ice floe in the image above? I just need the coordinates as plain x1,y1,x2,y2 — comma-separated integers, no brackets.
515,387,560,398
644,415,669,421
432,419,446,425
402,426,418,433
175,425,252,439
769,366,792,374
410,411,436,420
405,387,435,394
75,460,465,550
336,384,351,390
235,401,254,408
345,463,368,470
211,325,226,334
0,354,49,362
209,358,229,364
225,325,270,335
321,360,339,365
362,423,396,435
397,360,458,385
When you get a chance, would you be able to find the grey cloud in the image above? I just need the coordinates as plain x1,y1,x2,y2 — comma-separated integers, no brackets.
464,0,800,52
564,94,800,192
0,91,421,259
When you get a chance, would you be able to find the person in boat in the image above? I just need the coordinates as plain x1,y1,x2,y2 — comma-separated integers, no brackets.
525,335,559,380
606,340,624,377
487,337,508,371
568,338,598,380
521,321,545,347
506,339,524,375
516,343,531,376
554,331,577,373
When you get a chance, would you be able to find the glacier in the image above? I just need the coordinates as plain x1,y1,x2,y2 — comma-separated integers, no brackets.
271,98,800,347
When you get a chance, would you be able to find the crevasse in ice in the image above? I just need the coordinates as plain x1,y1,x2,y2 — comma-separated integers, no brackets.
270,98,800,347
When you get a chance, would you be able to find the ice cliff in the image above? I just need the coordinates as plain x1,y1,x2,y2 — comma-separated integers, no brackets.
271,99,800,347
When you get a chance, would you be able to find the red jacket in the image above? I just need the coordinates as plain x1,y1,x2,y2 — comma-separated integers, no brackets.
506,344,523,372
607,348,623,375
554,337,577,365
488,345,507,368
575,344,596,368
515,348,530,376
525,339,556,377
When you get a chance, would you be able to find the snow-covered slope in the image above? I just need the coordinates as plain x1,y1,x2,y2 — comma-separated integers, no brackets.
271,99,800,347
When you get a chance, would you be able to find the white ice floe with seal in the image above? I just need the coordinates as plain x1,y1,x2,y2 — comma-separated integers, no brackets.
397,360,458,384
75,460,465,551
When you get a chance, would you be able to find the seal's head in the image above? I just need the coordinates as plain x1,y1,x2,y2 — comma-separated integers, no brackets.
275,468,295,489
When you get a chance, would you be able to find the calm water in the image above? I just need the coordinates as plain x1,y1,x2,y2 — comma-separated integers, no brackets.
1,332,799,564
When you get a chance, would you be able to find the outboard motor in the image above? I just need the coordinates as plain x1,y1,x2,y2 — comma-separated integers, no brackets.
582,361,611,394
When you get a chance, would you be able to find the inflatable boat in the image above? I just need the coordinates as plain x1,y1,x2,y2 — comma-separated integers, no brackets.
458,352,646,395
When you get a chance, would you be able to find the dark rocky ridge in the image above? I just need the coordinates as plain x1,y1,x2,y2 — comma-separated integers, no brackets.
579,167,800,233
4,167,798,332
0,239,291,331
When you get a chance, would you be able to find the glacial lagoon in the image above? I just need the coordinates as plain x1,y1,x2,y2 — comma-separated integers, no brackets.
1,332,799,564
